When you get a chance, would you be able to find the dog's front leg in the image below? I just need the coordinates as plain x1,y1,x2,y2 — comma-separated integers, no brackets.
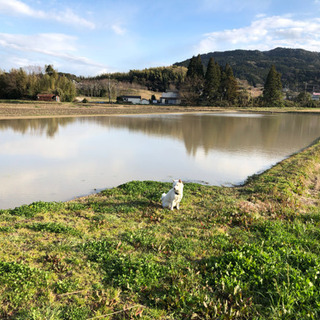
176,203,180,210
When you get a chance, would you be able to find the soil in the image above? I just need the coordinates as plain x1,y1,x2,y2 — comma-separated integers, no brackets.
0,102,226,119
1,101,320,120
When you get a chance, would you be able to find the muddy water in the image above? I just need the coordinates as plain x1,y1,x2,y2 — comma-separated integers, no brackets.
1,112,320,209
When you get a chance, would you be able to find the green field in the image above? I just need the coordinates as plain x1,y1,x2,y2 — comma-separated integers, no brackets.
1,138,320,319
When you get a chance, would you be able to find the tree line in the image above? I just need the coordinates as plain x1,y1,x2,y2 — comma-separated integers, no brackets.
95,66,187,92
182,54,318,108
0,65,76,102
180,55,239,105
1,56,317,108
90,55,284,107
175,48,320,91
86,57,241,105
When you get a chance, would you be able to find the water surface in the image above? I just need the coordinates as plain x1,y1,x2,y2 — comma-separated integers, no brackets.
1,112,320,209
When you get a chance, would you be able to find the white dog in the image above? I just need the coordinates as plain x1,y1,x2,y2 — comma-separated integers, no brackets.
161,179,184,210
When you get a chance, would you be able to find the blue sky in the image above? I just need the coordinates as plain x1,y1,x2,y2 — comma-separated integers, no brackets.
1,0,320,76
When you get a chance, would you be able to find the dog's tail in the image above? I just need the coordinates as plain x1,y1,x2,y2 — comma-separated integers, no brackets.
161,192,166,201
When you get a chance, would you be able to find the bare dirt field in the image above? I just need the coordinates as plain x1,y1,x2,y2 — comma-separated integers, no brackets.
0,101,223,119
1,101,320,120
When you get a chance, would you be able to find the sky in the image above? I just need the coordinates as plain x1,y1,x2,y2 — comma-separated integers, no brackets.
1,0,320,76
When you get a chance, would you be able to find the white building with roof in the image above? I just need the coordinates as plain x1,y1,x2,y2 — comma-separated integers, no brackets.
121,95,142,104
160,91,181,105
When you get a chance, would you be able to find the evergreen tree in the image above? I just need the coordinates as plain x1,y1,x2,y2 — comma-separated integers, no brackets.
263,65,283,104
220,64,238,102
204,57,220,103
186,56,197,78
224,64,238,102
181,54,205,104
195,54,204,78
186,55,204,79
45,65,56,77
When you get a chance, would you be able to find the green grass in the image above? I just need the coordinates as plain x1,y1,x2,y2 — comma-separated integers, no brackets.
0,139,320,319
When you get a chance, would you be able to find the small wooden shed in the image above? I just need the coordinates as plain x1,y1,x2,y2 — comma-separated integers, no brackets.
37,94,60,102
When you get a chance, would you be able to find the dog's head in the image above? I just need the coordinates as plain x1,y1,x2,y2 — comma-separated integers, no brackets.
173,179,184,195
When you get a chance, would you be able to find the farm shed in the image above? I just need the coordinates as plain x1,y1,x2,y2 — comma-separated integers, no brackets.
37,94,60,102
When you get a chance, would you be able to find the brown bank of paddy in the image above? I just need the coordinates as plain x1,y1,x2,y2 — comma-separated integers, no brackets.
0,101,225,119
0,106,320,319
1,100,320,119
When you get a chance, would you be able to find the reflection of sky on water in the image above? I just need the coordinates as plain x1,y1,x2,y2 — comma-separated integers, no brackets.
1,112,320,209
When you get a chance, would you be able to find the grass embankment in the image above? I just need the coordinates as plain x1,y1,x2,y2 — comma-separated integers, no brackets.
0,139,320,319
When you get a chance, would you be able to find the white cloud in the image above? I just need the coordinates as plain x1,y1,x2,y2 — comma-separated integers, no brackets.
198,15,320,53
0,32,77,54
0,0,95,29
7,56,33,67
0,0,41,16
0,32,108,74
55,8,95,30
111,24,126,36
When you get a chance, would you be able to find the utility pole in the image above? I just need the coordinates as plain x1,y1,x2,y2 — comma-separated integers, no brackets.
108,75,111,104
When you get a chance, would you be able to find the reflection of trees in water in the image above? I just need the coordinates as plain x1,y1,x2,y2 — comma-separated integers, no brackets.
1,114,320,154
92,114,320,155
0,118,76,137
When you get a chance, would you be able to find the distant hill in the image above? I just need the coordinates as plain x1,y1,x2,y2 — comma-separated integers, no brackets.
174,47,320,92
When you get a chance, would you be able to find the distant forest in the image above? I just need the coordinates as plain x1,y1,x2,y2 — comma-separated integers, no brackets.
93,66,187,93
91,47,320,94
175,47,320,92
2,47,320,105
0,65,76,101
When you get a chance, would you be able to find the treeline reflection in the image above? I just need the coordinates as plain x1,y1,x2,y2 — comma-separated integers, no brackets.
1,113,320,155
89,113,320,155
0,118,75,137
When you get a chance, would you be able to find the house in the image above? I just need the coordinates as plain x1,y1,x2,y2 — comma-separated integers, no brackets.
140,99,150,105
312,92,320,101
121,95,142,104
37,94,60,102
160,91,181,105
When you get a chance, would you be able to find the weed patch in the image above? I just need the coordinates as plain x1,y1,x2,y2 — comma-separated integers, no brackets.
3,201,64,218
0,261,48,316
26,222,80,236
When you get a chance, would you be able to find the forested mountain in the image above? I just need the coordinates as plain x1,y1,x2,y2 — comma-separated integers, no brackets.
174,48,320,92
